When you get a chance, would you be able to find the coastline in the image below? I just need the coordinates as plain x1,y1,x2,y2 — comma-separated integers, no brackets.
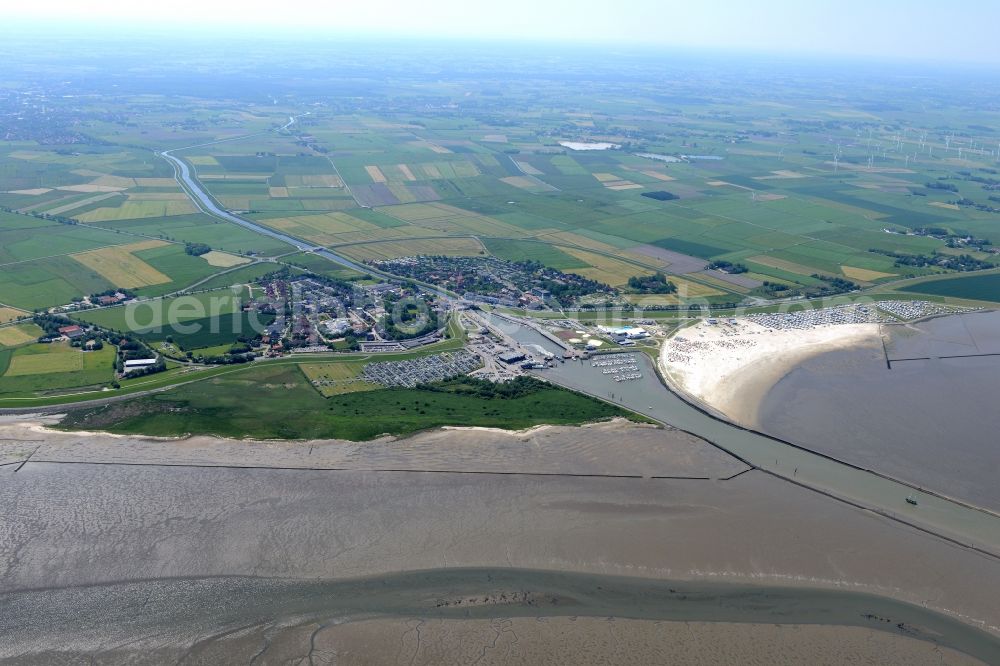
658,319,883,428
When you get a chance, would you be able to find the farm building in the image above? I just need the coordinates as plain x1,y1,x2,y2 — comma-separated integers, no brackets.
58,325,85,339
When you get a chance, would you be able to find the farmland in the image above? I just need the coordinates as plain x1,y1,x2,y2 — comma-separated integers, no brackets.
7,53,1000,315
0,322,44,347
75,288,244,332
0,342,115,396
898,272,1000,303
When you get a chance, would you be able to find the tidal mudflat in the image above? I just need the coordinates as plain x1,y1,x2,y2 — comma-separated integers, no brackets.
0,419,998,662
758,310,1000,512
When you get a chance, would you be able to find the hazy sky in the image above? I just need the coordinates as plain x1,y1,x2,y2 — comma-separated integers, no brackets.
8,0,1000,64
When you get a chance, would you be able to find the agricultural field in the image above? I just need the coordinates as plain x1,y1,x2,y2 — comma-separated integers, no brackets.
0,342,115,396
73,288,245,335
4,47,1000,320
898,272,1000,303
0,322,44,347
338,237,486,262
0,307,29,324
70,240,172,289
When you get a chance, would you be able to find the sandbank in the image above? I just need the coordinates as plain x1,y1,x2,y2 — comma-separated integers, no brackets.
659,318,882,427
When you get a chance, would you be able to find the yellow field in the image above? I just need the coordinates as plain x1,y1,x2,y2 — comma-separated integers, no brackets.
426,144,452,154
285,174,343,187
365,166,387,183
841,266,896,281
45,192,122,216
929,201,960,211
299,362,379,397
57,184,127,193
8,188,52,195
640,170,675,181
0,323,42,347
378,202,455,222
259,212,381,245
134,177,180,187
339,237,485,261
0,307,28,325
75,200,196,222
539,231,621,255
201,251,251,268
200,174,270,181
324,226,437,246
500,176,540,190
592,172,640,190
748,254,819,276
126,192,189,201
396,164,416,181
513,160,543,175
592,173,620,182
71,240,171,288
6,348,84,376
269,187,289,198
187,156,220,166
560,248,653,287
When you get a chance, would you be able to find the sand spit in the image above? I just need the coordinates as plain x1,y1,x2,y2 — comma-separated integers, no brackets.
659,318,882,427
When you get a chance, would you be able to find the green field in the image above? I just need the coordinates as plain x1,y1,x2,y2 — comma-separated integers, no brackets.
899,273,1000,303
0,343,115,396
77,288,243,326
57,364,634,440
136,311,276,350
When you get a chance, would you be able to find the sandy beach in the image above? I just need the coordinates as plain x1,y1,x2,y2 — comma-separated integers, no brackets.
659,318,882,427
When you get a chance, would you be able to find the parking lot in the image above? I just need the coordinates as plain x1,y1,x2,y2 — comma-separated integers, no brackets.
362,350,482,388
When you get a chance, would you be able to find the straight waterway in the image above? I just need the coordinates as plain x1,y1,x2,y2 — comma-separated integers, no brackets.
483,313,1000,554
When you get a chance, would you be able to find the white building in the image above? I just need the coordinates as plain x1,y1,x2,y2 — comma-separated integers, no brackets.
122,358,158,373
599,326,650,341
